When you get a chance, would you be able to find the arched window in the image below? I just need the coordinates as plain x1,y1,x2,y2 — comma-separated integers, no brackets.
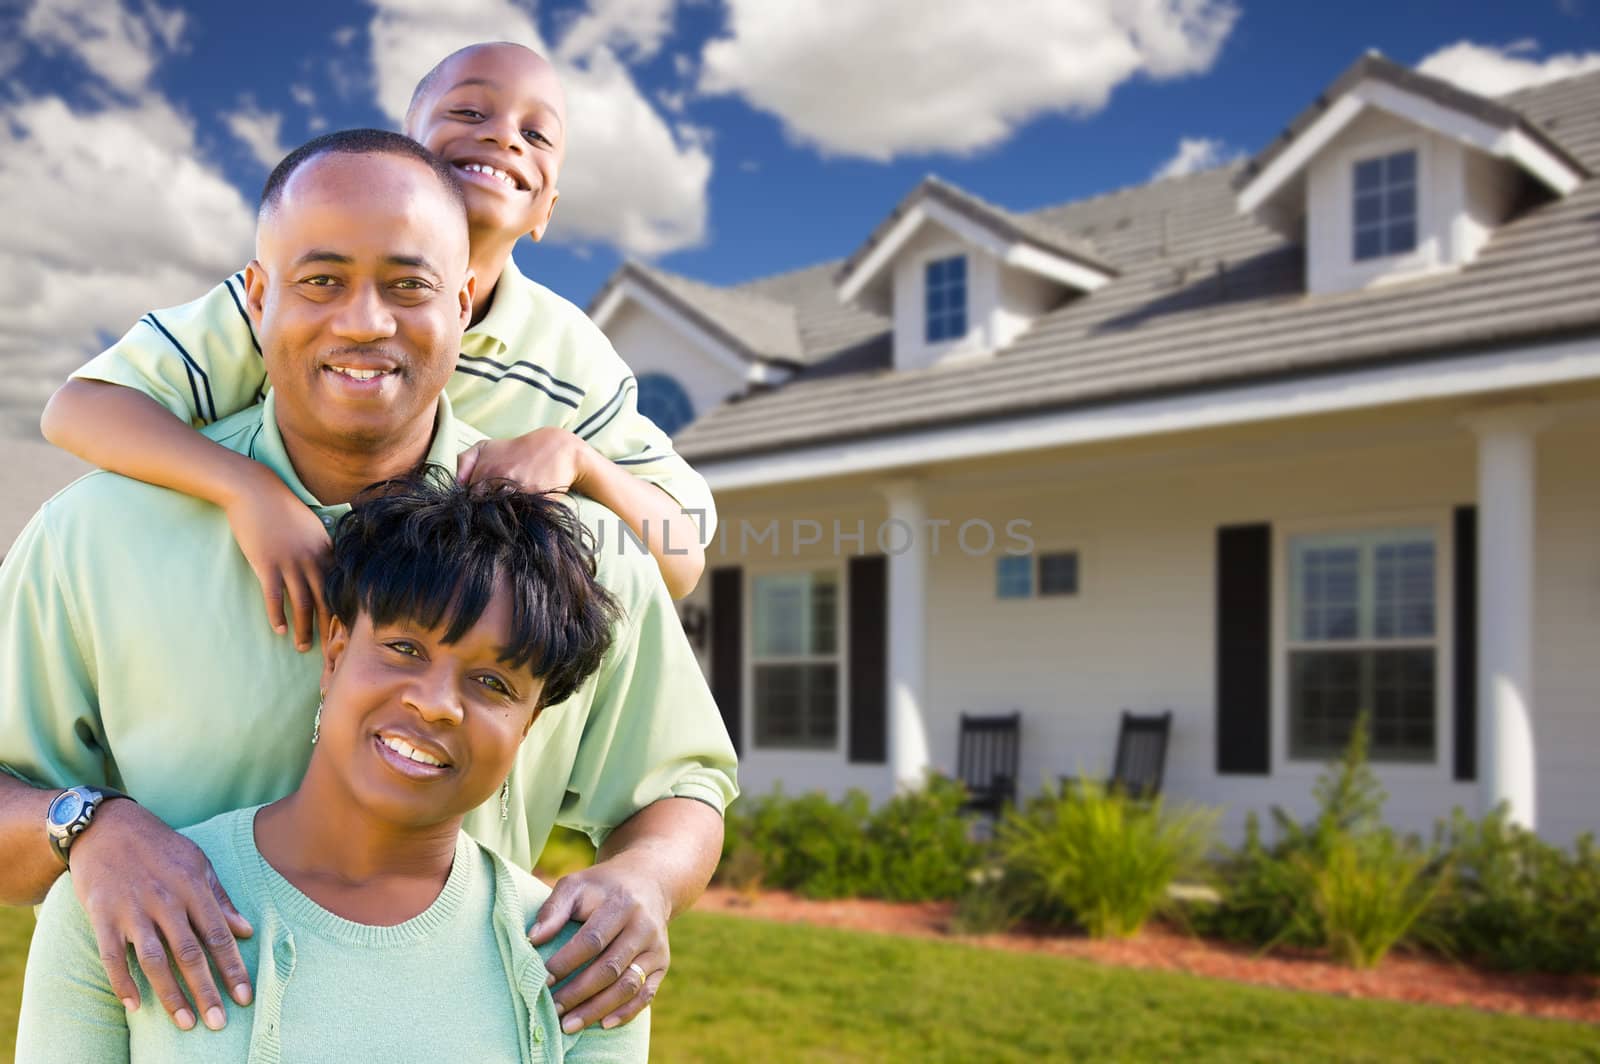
636,373,695,437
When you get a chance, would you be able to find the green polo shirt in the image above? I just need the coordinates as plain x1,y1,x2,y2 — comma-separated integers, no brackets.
0,394,737,867
71,256,716,540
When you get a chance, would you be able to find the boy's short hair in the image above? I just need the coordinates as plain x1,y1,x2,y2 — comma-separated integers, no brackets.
259,128,467,224
326,467,618,709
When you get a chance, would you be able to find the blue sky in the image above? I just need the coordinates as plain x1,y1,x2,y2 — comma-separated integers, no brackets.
1,0,1597,419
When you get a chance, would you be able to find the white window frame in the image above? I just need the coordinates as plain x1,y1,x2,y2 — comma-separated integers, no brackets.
1351,149,1420,264
1321,131,1441,291
1271,508,1454,781
745,564,847,754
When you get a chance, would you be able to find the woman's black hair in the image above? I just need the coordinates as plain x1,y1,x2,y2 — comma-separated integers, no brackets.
325,467,618,709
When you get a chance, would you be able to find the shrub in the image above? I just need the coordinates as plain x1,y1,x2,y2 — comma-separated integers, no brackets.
1194,716,1444,966
994,780,1216,938
1422,807,1600,974
1305,829,1443,969
863,774,980,901
717,775,984,902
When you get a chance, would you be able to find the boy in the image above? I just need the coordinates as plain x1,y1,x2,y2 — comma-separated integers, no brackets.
42,42,711,654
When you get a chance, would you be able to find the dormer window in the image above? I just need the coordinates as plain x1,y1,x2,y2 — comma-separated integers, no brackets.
637,372,696,437
924,255,968,343
1352,150,1418,262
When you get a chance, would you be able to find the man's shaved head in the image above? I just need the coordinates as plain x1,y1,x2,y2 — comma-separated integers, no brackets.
260,128,466,226
404,42,565,136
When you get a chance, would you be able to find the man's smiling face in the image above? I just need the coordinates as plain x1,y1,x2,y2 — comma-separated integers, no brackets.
406,43,567,243
247,150,473,455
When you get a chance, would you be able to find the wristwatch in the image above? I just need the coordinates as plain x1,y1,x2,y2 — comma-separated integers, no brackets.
45,785,129,866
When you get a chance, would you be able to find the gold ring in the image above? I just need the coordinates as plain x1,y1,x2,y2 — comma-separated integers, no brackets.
627,961,647,984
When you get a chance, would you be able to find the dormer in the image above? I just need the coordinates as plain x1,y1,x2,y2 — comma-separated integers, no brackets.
1236,53,1587,296
834,177,1116,372
591,262,802,435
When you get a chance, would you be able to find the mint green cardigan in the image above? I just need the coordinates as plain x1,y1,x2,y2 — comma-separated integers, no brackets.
15,808,648,1063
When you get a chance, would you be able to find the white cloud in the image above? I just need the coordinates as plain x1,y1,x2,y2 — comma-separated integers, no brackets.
699,0,1237,161
289,82,317,109
21,0,185,96
1417,39,1600,97
0,1,252,433
554,0,676,63
366,0,710,257
222,98,289,168
1151,135,1233,180
0,94,254,431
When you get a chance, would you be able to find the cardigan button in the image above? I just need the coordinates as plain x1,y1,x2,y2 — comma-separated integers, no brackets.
533,1026,543,1043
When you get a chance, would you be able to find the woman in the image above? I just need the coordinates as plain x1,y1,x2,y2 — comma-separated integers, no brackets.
16,471,643,1063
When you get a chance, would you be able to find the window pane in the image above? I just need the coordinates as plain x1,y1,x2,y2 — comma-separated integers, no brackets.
1289,649,1363,759
752,575,807,656
1386,150,1416,183
811,572,838,655
1296,545,1359,642
1386,186,1415,220
1388,220,1417,254
1375,540,1434,638
927,288,946,313
949,308,967,337
1354,158,1383,192
1355,193,1382,226
926,259,945,286
1038,551,1078,596
997,555,1032,598
1354,227,1383,261
948,256,966,282
1290,648,1435,762
754,664,837,749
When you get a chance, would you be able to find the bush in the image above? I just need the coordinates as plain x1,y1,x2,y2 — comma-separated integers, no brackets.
994,780,1216,938
1194,716,1444,967
717,775,983,902
1422,807,1600,974
1305,829,1442,969
863,774,980,901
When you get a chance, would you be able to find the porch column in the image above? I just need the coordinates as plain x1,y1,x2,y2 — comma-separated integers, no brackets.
881,479,931,791
1467,405,1548,829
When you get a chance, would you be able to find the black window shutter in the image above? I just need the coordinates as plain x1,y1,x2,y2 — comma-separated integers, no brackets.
1216,524,1272,775
709,567,743,756
847,555,888,764
1453,506,1477,782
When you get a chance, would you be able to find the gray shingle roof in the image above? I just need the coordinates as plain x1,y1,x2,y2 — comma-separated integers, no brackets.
592,261,805,365
659,67,1600,464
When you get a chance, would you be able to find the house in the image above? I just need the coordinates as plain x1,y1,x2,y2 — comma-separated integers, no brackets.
591,53,1600,846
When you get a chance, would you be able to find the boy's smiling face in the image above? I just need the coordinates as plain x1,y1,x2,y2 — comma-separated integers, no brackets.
406,43,566,243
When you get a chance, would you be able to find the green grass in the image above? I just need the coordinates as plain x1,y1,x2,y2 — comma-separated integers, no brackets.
0,906,1594,1063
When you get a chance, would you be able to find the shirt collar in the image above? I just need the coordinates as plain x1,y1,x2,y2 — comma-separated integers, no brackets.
463,253,534,356
249,391,468,520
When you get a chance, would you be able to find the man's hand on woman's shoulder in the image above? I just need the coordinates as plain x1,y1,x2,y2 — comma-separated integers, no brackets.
68,799,255,1032
528,855,670,1035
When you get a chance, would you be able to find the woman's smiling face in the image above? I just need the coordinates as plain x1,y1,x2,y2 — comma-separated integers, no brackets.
316,586,545,829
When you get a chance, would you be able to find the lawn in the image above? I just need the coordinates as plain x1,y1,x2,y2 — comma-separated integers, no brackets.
0,905,1594,1062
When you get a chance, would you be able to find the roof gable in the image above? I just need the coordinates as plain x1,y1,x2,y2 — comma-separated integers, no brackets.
834,176,1117,310
1236,52,1587,228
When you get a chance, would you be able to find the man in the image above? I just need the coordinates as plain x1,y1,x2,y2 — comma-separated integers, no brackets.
0,129,734,1038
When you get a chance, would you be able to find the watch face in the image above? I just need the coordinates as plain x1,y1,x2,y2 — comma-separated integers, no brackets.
49,791,85,827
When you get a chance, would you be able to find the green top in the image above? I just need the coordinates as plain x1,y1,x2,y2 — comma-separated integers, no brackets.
70,255,717,540
0,393,737,865
16,807,648,1063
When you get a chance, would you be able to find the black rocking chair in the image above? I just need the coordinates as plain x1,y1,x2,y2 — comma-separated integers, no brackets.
958,711,1021,815
1063,710,1174,801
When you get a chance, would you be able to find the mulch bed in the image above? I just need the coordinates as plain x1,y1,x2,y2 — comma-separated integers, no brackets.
692,888,1600,1024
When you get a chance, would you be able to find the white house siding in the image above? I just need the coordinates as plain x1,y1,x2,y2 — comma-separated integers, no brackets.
703,387,1600,846
603,300,744,424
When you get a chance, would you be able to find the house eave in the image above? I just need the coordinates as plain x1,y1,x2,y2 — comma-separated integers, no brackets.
692,333,1600,493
